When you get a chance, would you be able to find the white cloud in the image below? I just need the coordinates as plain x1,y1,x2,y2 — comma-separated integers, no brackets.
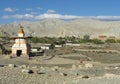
2,13,80,20
79,16,120,21
2,9,120,21
34,9,80,20
4,8,13,12
47,9,56,14
13,14,34,19
26,8,32,11
31,12,37,14
3,14,34,19
34,13,80,20
37,7,43,10
94,16,120,20
2,15,10,19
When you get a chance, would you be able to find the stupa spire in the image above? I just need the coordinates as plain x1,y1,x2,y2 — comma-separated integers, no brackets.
18,24,25,37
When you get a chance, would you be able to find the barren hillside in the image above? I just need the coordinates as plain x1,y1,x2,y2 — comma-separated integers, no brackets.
1,19,120,38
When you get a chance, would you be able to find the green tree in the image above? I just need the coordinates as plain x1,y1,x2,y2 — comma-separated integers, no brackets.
105,39,116,43
117,39,120,43
83,35,90,42
91,39,104,44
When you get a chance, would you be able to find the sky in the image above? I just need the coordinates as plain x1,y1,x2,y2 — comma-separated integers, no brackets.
0,0,120,24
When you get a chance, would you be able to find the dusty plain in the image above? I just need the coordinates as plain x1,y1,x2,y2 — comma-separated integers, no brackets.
0,43,120,84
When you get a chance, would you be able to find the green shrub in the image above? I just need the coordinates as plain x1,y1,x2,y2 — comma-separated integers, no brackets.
105,39,116,43
91,39,104,44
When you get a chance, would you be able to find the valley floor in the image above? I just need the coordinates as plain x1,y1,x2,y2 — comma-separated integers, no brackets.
0,43,120,84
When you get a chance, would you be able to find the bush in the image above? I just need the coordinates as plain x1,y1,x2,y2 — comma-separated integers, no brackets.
91,39,104,44
116,39,120,43
83,35,90,41
105,39,116,43
31,37,57,43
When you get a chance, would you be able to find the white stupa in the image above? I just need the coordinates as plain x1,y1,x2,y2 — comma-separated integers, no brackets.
11,26,31,57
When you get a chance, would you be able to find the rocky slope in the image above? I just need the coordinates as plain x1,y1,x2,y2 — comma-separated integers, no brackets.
0,19,120,38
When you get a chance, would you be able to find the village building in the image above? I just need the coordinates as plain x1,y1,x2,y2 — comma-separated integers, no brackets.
40,44,52,50
108,36,116,40
11,26,31,57
65,41,80,46
98,35,107,42
98,34,116,42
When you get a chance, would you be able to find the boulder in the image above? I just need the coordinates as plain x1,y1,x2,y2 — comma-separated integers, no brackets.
36,70,46,74
52,66,59,71
82,75,89,78
85,63,93,68
60,73,68,76
19,65,27,68
22,69,34,74
8,64,16,68
78,65,83,69
71,64,77,70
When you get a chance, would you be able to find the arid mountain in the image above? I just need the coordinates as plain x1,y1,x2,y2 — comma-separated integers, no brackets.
0,19,120,38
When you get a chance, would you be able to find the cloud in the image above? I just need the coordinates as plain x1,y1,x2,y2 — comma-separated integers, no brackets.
4,8,14,12
78,16,120,21
2,13,80,20
34,9,80,20
3,14,34,19
31,12,37,14
13,14,34,19
37,7,43,10
34,13,80,20
26,8,32,11
2,15,9,19
2,9,120,21
93,16,120,20
3,13,120,21
46,9,56,14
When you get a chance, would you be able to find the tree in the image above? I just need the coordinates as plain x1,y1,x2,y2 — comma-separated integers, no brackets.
83,35,90,42
91,39,104,44
105,39,116,43
117,39,120,43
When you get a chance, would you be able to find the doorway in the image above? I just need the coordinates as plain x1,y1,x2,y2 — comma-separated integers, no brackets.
16,50,22,56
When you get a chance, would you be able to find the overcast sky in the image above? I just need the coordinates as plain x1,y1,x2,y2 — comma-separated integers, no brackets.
0,0,120,24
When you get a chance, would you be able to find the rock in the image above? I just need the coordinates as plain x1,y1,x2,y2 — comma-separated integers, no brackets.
4,55,12,59
78,65,83,69
28,70,34,74
104,67,110,69
40,67,45,70
19,65,27,68
32,66,38,69
82,75,89,78
71,64,77,70
104,73,117,78
60,73,68,76
8,64,16,68
52,66,59,71
22,69,34,74
22,69,28,73
36,70,46,74
85,63,93,68
70,72,79,76
114,67,119,69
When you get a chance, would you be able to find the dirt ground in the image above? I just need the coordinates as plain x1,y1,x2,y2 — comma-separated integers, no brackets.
1,43,120,84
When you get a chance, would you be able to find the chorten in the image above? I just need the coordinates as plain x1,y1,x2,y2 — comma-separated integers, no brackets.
11,26,31,57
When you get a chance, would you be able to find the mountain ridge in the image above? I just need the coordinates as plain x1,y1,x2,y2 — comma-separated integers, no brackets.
0,19,120,38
